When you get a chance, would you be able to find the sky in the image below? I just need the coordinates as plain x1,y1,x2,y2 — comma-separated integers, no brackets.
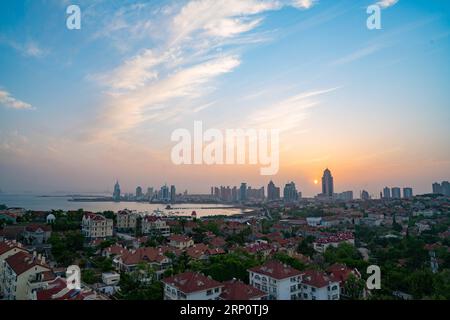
0,0,449,197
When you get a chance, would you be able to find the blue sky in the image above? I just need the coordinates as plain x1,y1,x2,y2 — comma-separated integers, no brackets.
0,0,449,196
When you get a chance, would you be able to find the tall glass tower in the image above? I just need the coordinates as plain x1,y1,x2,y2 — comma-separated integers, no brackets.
113,180,121,202
321,168,334,197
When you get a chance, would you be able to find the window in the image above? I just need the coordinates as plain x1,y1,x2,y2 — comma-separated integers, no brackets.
332,285,338,291
311,287,316,292
214,288,219,293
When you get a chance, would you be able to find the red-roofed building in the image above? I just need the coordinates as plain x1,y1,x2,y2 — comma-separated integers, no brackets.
313,232,355,253
143,216,170,237
327,263,362,298
33,277,108,300
162,272,223,300
82,213,113,239
300,270,340,300
220,279,267,300
2,251,51,300
248,260,302,300
115,247,173,278
168,235,194,249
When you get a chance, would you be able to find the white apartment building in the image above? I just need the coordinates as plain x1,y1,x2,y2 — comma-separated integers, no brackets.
142,216,171,237
300,270,340,300
81,213,113,239
116,210,138,230
162,272,223,300
0,240,27,296
1,251,51,300
248,260,302,300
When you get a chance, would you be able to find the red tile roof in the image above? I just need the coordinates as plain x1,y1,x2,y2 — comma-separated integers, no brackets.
25,224,51,232
5,251,50,275
162,272,223,294
0,240,25,255
84,212,107,221
248,260,301,280
220,280,266,300
169,235,192,243
121,247,170,265
301,270,337,288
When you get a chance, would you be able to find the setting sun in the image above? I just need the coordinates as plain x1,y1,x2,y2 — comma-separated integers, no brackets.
314,179,319,185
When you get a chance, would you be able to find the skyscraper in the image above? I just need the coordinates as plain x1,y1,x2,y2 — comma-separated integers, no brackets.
239,183,247,202
442,181,450,196
113,181,121,202
361,190,370,201
432,182,442,194
160,185,170,202
403,187,413,198
391,187,401,199
383,187,391,199
283,182,299,203
267,181,280,201
136,186,143,199
170,185,176,203
321,168,334,197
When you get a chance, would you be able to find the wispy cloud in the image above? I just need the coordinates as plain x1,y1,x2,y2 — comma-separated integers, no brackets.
376,0,399,9
0,89,33,110
0,37,48,58
245,87,339,131
331,44,383,66
86,0,318,141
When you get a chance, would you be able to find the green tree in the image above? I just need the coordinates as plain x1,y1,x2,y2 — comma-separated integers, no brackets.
344,273,366,300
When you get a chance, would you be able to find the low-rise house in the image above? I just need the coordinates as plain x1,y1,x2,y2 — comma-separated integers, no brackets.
23,224,52,245
248,260,302,300
220,279,267,300
244,242,274,258
162,272,223,300
168,235,194,249
115,247,172,278
300,270,340,300
81,213,113,239
185,244,225,260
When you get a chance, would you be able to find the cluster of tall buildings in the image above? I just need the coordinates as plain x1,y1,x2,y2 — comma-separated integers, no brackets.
432,181,450,196
381,186,413,200
211,184,265,202
210,180,301,203
112,181,177,203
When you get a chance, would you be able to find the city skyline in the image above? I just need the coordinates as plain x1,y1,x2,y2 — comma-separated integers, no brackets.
1,0,450,196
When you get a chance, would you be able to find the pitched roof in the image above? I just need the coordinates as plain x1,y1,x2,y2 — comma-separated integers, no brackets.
25,224,51,232
169,235,192,243
220,280,267,300
162,272,223,294
121,247,170,265
301,270,337,288
248,260,301,280
0,240,25,255
5,251,50,275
